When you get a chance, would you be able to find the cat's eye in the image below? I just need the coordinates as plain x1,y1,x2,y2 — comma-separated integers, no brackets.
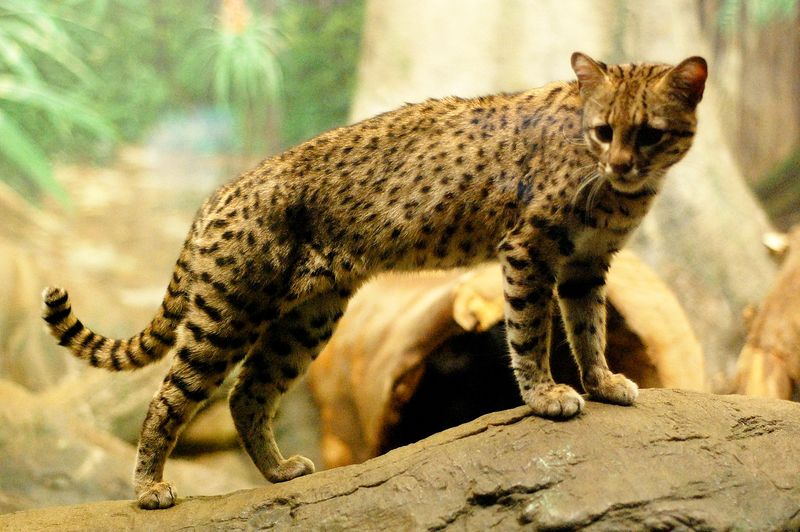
637,126,665,147
594,125,613,143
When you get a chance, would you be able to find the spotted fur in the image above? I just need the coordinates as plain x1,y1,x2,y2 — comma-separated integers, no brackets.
42,52,707,509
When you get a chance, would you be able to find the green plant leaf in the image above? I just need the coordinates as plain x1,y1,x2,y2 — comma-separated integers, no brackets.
0,35,38,79
0,76,115,139
0,108,68,205
180,4,285,152
0,10,96,83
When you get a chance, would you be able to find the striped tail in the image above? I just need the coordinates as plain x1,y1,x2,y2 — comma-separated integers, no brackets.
41,255,191,371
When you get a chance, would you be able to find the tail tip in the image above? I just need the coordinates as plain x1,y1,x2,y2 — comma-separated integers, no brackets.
42,286,68,309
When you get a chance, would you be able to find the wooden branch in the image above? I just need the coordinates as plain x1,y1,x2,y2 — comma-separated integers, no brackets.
734,225,800,399
4,390,799,531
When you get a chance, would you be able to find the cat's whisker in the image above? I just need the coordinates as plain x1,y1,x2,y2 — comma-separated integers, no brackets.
571,169,602,208
572,162,597,175
558,129,587,147
585,173,608,212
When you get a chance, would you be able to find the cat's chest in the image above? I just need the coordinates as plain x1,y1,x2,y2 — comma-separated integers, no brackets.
569,222,633,259
566,194,652,257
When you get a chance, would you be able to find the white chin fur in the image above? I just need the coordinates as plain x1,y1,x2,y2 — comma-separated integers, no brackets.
608,175,648,194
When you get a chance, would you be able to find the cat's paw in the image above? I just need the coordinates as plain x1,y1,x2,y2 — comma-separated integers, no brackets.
136,481,177,510
268,455,315,483
523,383,585,419
585,371,638,406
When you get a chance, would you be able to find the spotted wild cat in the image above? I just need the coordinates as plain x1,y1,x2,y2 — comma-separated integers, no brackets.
42,52,707,509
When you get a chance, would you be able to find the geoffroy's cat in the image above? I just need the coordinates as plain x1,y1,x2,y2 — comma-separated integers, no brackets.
43,52,707,508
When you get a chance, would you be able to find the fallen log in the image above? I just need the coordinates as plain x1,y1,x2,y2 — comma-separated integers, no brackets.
310,251,705,468
3,389,798,531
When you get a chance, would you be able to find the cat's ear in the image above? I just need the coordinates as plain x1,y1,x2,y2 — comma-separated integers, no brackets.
660,56,708,108
571,52,609,95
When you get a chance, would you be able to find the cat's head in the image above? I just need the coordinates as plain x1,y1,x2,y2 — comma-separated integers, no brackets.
571,52,707,194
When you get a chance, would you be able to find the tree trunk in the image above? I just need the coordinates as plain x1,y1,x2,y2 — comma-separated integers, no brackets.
3,389,799,531
698,0,800,186
351,0,776,388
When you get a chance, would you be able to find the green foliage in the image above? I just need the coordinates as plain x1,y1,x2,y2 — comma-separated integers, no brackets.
0,0,114,204
718,0,798,30
182,1,283,153
276,0,365,147
62,0,213,143
755,146,800,229
0,0,365,205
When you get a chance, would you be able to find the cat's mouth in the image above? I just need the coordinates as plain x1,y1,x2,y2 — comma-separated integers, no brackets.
607,170,648,194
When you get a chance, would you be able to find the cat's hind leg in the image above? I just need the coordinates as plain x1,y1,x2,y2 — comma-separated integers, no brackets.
132,256,270,509
134,305,251,509
229,291,346,483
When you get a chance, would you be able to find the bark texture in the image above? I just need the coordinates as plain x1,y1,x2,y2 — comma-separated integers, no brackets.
3,389,799,531
734,226,800,399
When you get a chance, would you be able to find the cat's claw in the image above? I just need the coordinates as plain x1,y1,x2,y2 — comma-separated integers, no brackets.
524,383,585,419
585,371,638,406
136,481,177,510
268,455,315,483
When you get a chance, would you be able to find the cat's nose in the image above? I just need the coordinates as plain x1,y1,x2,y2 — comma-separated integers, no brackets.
610,160,634,175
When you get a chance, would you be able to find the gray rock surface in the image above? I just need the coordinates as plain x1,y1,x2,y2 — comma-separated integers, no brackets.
3,389,798,531
0,380,259,514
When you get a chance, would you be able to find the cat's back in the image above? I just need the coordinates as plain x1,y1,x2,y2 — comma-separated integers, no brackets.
262,82,575,183
191,80,580,247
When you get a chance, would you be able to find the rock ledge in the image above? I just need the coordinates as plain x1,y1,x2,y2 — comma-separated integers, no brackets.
2,389,798,531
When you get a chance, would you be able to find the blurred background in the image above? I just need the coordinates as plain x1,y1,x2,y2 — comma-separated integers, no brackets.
0,0,797,513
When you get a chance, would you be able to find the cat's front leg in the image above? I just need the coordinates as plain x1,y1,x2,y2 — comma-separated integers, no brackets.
556,259,638,406
499,256,584,420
